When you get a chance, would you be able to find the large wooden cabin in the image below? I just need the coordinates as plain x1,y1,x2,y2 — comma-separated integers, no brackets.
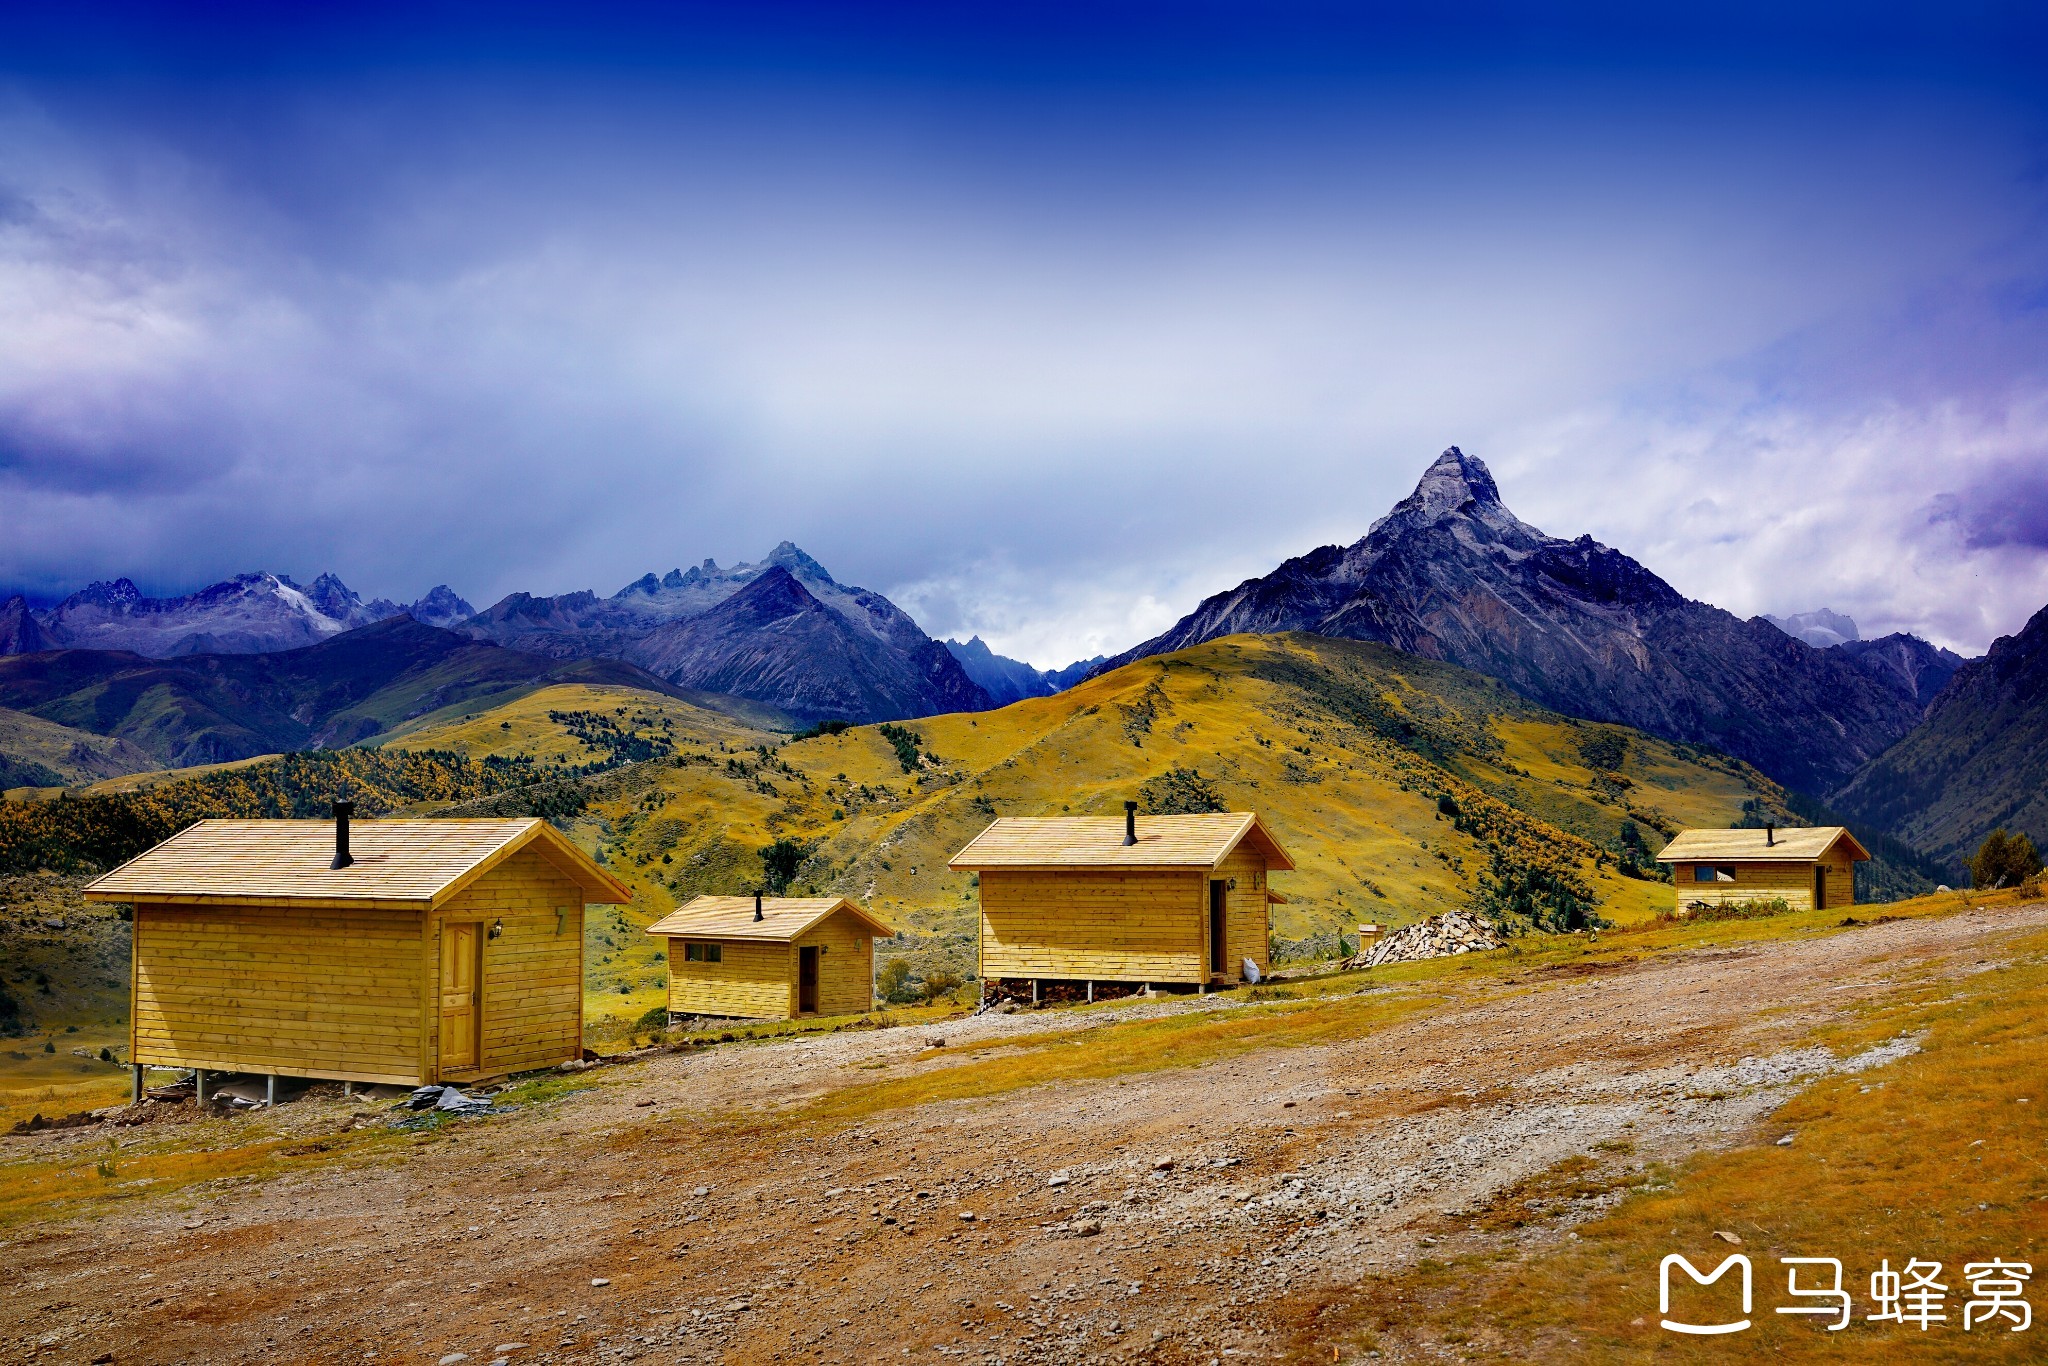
645,894,891,1021
82,809,629,1099
949,803,1295,997
1656,825,1870,914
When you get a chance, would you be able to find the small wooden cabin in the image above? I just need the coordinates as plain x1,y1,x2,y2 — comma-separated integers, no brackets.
645,894,892,1020
1656,825,1870,913
949,803,1295,994
83,812,629,1095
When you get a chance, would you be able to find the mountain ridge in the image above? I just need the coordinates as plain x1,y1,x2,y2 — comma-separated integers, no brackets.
0,617,677,767
943,636,1107,704
1095,446,1933,794
1832,601,2048,872
0,572,474,658
463,542,992,723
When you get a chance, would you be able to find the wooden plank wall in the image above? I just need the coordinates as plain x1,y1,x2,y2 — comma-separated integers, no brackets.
979,869,1205,984
130,902,425,1085
429,850,586,1079
795,908,876,1017
666,939,792,1019
1216,847,1271,981
1672,856,1859,913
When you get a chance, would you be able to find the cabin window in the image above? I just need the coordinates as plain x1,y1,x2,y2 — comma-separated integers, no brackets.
1692,865,1737,883
683,942,723,963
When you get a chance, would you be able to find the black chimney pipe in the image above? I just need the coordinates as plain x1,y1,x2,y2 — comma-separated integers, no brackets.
1124,800,1138,846
331,801,355,870
1766,824,1775,847
754,889,765,921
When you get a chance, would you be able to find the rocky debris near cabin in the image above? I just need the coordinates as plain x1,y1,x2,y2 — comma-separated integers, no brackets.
398,1084,497,1117
1348,910,1504,969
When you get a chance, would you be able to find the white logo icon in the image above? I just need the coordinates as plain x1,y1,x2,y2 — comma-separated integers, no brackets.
1661,1254,1752,1335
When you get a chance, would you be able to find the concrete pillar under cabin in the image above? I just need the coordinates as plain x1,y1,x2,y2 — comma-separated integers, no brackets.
194,1069,209,1104
130,1064,143,1105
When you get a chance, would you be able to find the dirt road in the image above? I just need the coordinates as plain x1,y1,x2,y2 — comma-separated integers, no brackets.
7,900,2045,1366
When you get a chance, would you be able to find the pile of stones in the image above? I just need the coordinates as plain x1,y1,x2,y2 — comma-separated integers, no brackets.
1346,910,1504,969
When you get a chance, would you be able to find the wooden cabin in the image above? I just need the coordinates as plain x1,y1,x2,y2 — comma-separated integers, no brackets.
949,802,1295,996
82,811,629,1098
645,894,892,1021
1656,825,1870,914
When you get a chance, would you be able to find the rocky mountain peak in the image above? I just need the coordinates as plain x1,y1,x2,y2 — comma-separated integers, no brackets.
1364,446,1542,550
70,578,143,608
766,541,834,584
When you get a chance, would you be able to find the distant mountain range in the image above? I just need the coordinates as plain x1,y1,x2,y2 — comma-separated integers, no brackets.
942,636,1106,705
1095,447,1951,795
0,573,473,658
0,617,672,767
1832,601,2048,869
1764,607,1861,649
460,542,992,723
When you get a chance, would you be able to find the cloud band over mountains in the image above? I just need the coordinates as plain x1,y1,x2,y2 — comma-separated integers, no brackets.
2,4,2047,663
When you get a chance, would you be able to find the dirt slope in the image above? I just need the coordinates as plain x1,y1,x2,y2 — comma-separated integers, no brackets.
4,899,2042,1365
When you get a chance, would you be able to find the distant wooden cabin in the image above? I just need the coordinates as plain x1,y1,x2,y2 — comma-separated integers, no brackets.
82,810,629,1097
1656,825,1870,914
948,803,1295,996
645,894,892,1021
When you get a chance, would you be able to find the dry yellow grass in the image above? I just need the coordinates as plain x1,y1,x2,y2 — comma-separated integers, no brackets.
377,634,1791,1027
1338,908,2048,1362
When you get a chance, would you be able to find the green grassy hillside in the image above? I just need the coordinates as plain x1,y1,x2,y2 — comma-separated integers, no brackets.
0,707,158,794
0,618,682,768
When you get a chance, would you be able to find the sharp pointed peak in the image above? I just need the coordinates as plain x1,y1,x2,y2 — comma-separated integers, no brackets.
764,541,834,584
1365,444,1535,543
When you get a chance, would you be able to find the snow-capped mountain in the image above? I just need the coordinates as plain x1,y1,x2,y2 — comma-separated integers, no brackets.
1,573,473,658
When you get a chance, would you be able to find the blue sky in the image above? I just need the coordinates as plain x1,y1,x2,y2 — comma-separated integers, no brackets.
3,3,2047,663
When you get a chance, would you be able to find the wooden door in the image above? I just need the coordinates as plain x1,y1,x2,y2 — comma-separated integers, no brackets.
439,922,482,1072
1813,867,1827,911
1209,880,1227,975
798,946,819,1014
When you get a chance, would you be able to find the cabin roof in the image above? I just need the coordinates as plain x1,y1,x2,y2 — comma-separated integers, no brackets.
1655,825,1870,864
947,812,1297,872
644,895,892,943
81,817,632,908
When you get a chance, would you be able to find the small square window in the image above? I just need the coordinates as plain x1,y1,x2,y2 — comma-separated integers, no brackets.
684,942,723,963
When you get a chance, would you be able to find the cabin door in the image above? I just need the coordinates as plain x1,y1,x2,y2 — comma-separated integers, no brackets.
798,946,820,1014
1813,867,1827,911
1209,880,1228,976
439,922,482,1072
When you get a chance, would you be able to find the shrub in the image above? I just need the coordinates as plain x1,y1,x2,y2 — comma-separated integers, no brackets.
876,958,916,1004
1141,767,1227,815
1971,828,2043,890
1577,730,1629,772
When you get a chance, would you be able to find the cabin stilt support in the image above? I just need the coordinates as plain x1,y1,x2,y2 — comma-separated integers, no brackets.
1031,979,1040,1006
343,1081,354,1098
1086,981,1094,1003
265,1075,278,1108
194,1069,210,1105
129,1064,143,1106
